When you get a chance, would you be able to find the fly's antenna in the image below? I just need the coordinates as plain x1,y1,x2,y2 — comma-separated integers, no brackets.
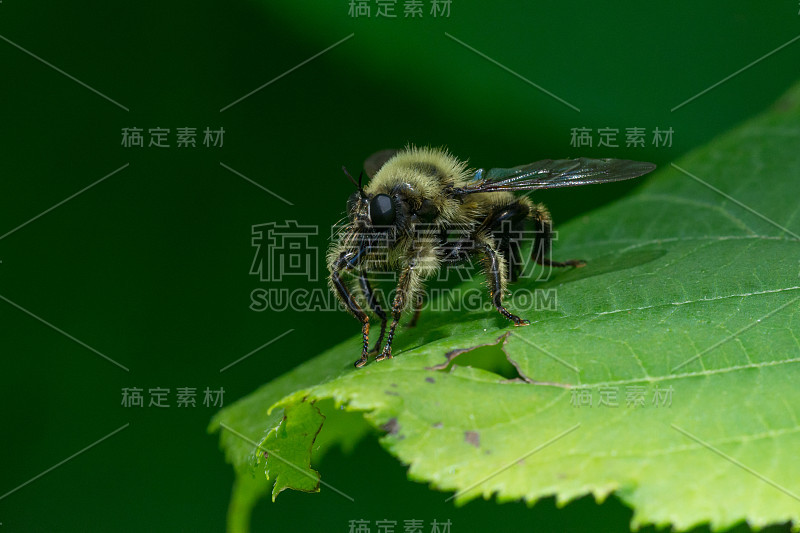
341,166,366,197
342,166,358,188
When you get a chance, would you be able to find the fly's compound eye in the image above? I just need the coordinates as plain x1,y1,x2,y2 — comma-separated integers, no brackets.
346,191,360,215
369,194,396,226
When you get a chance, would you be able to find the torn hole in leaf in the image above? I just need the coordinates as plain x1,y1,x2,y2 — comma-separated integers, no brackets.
312,398,373,460
427,332,528,382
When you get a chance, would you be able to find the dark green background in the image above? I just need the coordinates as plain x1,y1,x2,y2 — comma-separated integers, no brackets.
1,1,798,531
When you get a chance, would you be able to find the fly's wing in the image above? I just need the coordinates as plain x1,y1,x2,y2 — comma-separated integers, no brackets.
456,158,656,194
364,149,399,179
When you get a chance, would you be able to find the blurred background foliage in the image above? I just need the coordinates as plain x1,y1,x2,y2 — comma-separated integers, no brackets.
0,1,798,531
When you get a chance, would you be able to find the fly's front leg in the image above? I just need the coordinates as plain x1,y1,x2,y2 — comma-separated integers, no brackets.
330,267,371,368
376,260,420,362
477,234,530,326
358,274,387,355
407,293,424,328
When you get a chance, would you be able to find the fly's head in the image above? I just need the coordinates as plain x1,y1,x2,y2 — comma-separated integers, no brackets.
332,165,444,273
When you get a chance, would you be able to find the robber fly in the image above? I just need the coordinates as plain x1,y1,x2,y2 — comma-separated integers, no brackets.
328,146,656,368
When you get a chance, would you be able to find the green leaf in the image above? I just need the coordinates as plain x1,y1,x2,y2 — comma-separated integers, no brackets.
211,81,800,531
261,400,324,499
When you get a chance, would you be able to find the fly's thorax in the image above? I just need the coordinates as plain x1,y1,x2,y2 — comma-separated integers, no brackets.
365,146,471,194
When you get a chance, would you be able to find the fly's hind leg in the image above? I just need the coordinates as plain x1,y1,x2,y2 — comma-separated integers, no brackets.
358,274,387,355
481,200,530,282
529,203,586,268
476,233,530,327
